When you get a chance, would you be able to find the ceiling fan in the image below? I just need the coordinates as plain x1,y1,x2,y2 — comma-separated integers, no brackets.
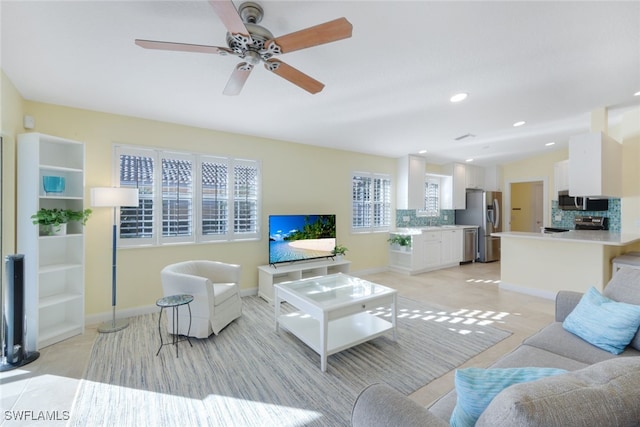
135,1,353,95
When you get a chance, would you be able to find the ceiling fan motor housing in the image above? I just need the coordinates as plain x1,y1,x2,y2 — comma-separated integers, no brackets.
226,3,279,61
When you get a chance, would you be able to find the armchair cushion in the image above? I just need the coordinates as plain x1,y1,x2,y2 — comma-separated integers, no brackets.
212,283,239,305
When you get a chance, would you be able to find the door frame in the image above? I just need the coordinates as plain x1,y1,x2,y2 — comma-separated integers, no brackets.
504,177,549,232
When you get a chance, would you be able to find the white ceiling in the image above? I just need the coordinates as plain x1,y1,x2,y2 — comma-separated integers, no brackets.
2,1,639,166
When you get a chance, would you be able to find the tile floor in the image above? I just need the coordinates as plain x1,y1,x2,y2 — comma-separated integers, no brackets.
0,261,555,425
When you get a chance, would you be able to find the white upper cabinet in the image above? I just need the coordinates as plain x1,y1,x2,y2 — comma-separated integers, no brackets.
569,132,622,197
465,164,484,190
443,162,469,209
397,155,426,210
554,160,570,194
484,165,503,192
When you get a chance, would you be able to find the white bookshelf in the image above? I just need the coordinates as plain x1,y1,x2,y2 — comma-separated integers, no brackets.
17,133,86,350
258,259,351,303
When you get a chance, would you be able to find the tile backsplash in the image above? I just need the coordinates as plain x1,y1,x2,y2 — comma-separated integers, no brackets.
550,198,621,232
396,209,455,227
397,199,621,232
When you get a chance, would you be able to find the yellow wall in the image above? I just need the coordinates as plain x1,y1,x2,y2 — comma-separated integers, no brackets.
4,65,640,317
3,78,395,317
1,71,25,278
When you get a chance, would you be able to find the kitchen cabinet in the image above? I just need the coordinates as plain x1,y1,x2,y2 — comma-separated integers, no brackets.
17,133,86,350
443,163,467,209
484,165,503,192
441,229,463,265
554,160,570,194
569,132,621,197
397,154,426,210
422,230,442,269
388,227,466,275
465,164,485,190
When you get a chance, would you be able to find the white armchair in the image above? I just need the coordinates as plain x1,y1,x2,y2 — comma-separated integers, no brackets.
160,260,242,339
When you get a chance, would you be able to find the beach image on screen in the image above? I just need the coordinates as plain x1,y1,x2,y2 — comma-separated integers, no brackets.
269,215,336,264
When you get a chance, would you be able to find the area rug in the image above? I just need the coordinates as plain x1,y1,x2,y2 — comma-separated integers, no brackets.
69,296,511,426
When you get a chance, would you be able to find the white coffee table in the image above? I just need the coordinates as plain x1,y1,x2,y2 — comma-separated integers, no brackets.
274,273,397,372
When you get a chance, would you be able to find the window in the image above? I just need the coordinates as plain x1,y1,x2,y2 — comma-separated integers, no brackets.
352,172,392,232
115,146,260,246
424,175,440,217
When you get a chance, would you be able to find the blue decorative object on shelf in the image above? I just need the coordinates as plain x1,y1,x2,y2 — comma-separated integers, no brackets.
43,176,65,194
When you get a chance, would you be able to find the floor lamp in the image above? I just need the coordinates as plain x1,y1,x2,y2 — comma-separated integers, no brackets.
91,187,139,333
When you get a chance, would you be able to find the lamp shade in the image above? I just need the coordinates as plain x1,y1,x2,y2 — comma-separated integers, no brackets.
91,187,139,207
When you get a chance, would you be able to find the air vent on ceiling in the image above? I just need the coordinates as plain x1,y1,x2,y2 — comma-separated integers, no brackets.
454,133,476,141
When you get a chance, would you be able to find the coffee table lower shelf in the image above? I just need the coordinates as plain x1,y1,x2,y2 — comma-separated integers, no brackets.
277,311,394,361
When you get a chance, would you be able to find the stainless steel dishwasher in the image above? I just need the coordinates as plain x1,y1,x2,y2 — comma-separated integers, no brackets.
463,228,478,263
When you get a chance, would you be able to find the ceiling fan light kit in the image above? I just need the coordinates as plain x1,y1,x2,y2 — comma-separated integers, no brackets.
135,0,353,95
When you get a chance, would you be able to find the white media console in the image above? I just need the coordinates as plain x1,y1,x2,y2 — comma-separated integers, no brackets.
258,258,351,303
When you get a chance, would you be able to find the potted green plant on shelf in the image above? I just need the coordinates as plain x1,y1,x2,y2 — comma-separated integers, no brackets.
31,208,92,236
331,245,348,260
388,234,412,251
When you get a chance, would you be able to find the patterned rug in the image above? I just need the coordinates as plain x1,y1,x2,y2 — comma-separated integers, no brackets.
69,295,511,426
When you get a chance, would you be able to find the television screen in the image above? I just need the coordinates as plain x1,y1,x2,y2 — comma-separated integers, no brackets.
269,214,336,265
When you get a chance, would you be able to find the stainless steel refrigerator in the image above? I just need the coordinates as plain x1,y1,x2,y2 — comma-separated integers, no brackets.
455,190,502,262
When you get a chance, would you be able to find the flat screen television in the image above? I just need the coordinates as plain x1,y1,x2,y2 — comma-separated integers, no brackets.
268,214,336,265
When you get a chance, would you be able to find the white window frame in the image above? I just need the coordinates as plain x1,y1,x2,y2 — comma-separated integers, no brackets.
423,174,441,217
114,145,261,247
351,171,392,233
159,151,195,245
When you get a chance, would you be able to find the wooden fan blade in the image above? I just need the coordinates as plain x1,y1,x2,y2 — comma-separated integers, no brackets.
265,59,324,94
223,63,253,96
209,0,251,40
135,39,233,55
267,17,352,54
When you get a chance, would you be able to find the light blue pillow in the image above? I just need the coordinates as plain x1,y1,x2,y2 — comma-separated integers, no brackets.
563,286,640,354
450,367,567,427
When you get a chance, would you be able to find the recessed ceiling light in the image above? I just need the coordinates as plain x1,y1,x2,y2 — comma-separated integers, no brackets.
634,91,640,97
450,93,468,103
465,158,474,162
513,121,526,127
545,142,556,146
418,149,427,154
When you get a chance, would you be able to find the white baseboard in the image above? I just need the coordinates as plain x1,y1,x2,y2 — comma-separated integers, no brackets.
85,304,157,327
85,271,387,326
499,281,557,300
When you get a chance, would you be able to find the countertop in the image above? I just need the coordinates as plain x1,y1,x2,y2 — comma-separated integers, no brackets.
492,230,640,246
393,225,479,235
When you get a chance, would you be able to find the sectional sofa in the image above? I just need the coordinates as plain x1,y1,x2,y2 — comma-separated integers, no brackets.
352,267,640,426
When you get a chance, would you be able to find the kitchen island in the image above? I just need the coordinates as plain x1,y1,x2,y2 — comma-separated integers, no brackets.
493,230,640,298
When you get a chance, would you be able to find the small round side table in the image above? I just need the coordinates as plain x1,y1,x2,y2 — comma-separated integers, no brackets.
156,294,194,358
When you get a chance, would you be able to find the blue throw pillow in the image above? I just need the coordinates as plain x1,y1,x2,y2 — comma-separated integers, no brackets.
450,367,567,427
563,286,640,354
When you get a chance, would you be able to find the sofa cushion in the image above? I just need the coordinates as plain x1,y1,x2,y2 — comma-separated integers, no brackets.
450,367,566,427
563,287,640,354
524,322,633,364
604,267,640,350
476,357,640,427
427,345,589,421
